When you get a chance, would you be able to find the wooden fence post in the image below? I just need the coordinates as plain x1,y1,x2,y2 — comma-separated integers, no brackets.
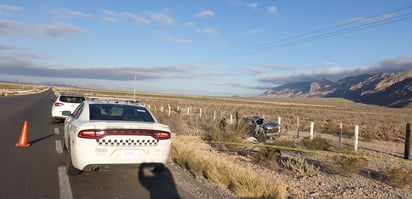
296,115,300,138
213,111,216,121
405,123,411,160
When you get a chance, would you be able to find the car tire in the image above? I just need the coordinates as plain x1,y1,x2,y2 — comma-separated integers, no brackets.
67,152,82,175
152,165,165,174
62,136,68,152
256,128,267,142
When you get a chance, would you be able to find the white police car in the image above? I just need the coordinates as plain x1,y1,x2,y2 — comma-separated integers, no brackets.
63,100,172,175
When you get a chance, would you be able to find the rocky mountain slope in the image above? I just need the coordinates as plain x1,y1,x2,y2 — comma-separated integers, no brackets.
262,69,412,108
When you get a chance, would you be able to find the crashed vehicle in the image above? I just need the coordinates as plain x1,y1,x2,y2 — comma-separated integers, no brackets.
244,116,280,142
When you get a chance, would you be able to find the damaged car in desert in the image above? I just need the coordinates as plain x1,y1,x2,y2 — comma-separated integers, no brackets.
244,116,280,142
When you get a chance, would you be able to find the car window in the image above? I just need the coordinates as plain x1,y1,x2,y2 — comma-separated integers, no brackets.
60,96,85,103
71,103,84,119
89,104,155,122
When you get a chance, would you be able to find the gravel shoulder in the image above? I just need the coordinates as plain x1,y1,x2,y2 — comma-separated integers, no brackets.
168,159,238,199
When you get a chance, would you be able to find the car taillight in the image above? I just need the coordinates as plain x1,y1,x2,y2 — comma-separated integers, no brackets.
78,129,171,140
54,102,64,106
153,131,171,140
78,129,105,139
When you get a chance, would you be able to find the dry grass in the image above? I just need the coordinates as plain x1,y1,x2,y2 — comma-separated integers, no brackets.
170,136,288,199
280,156,320,176
324,156,369,176
384,167,412,188
0,82,48,96
301,136,330,151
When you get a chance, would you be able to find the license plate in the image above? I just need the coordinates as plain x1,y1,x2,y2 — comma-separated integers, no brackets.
120,150,138,159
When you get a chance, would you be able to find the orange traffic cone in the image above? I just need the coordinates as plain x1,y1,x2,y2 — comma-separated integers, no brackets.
16,120,30,147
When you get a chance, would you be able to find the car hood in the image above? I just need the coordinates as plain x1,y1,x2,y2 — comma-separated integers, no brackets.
262,122,279,129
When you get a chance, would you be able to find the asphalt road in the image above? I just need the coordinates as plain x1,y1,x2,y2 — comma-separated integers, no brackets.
0,89,186,199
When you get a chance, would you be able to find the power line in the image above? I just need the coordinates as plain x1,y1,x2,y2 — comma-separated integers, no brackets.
236,12,412,56
213,5,412,60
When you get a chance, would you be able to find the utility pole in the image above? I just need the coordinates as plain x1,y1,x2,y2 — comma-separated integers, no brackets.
133,72,137,102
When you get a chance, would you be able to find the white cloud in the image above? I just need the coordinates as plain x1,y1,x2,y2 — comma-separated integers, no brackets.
267,6,278,14
39,21,85,38
184,21,195,28
123,12,151,24
261,64,304,70
246,2,258,9
197,28,219,35
104,11,174,25
197,10,214,17
52,8,92,19
150,12,175,25
0,4,23,16
257,56,412,85
102,10,119,23
0,19,26,35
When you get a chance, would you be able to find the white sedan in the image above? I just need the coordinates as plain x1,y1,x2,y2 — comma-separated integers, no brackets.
63,100,172,175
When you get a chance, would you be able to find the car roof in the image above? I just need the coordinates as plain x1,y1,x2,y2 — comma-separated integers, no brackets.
59,93,85,97
88,96,139,104
85,100,142,107
245,115,263,121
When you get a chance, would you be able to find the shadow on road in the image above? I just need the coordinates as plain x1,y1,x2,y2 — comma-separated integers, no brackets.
138,165,180,199
29,133,56,145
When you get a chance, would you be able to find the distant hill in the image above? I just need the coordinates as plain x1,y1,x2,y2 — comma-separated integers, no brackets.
262,69,412,108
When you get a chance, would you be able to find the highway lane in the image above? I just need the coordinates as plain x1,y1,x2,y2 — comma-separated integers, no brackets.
0,89,185,199
0,89,62,198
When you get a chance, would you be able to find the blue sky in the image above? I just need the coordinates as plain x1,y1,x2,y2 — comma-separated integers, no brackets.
0,0,411,96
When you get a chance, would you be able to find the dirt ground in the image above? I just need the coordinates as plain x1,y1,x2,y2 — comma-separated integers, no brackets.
171,129,412,199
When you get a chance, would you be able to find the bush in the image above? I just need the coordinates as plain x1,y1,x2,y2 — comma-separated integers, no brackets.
252,147,282,167
302,136,330,151
321,120,339,135
153,112,186,135
325,156,368,176
274,139,296,148
385,167,412,188
280,156,320,176
203,120,249,152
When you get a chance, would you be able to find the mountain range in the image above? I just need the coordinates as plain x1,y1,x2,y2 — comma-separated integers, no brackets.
262,69,412,108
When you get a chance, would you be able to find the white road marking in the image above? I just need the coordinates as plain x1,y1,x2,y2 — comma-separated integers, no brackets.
56,140,63,154
58,166,73,199
54,127,60,135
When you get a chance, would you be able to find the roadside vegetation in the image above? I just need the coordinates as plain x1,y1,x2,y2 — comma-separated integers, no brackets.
0,82,47,96
29,86,412,197
171,136,288,198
